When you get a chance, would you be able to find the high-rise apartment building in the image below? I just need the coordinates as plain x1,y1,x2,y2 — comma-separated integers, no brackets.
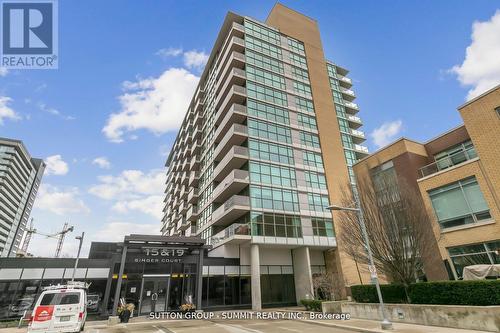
0,138,45,257
353,84,500,280
163,4,369,308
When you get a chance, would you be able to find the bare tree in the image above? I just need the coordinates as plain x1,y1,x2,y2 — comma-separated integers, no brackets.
312,272,344,300
338,173,436,298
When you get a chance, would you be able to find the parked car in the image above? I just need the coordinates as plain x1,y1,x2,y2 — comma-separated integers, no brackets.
28,283,87,333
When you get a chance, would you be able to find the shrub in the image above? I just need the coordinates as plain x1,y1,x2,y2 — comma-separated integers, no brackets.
300,299,323,312
408,280,500,306
350,280,500,306
351,284,407,304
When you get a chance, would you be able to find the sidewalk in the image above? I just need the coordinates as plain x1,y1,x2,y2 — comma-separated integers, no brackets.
273,307,492,333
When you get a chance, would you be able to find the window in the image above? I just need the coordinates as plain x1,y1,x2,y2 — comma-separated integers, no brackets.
244,19,281,45
329,77,341,91
298,113,317,130
433,140,477,172
245,35,282,60
247,82,288,106
429,177,491,229
249,161,296,187
287,38,305,55
307,193,330,212
303,151,324,168
326,63,337,78
332,90,343,104
250,185,300,212
246,50,284,74
293,81,312,96
248,139,295,165
246,65,286,90
312,217,335,236
299,132,320,148
371,160,400,205
448,241,500,277
248,119,292,143
338,118,350,132
289,52,307,68
295,96,315,113
291,66,309,81
341,134,353,149
247,99,289,125
40,292,80,305
305,171,327,190
250,212,302,238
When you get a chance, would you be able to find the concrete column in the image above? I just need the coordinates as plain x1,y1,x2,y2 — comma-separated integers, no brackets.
292,246,314,303
112,245,127,316
250,244,261,311
196,248,204,310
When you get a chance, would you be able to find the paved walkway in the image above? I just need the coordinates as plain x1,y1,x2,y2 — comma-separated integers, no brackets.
0,309,492,333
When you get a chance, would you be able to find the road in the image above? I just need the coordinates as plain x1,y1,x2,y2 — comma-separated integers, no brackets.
84,319,354,333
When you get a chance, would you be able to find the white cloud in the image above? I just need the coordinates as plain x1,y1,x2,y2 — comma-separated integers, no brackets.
0,67,8,77
103,68,198,142
112,195,164,220
0,96,20,124
371,120,403,148
35,184,90,215
94,222,159,242
156,47,183,58
89,169,165,219
92,157,111,169
183,50,208,70
38,102,75,120
451,10,500,100
45,155,69,176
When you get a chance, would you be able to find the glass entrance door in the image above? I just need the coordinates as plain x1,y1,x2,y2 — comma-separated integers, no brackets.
139,276,170,314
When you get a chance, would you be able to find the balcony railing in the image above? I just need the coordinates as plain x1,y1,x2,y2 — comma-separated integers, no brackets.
211,223,250,245
419,147,477,178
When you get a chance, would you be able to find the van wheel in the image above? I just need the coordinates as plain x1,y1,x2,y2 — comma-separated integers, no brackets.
80,323,85,332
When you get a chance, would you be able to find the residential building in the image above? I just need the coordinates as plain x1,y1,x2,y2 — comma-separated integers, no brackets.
162,4,370,309
0,138,45,257
353,84,500,280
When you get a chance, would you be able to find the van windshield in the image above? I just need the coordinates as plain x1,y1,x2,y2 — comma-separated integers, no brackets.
40,292,80,305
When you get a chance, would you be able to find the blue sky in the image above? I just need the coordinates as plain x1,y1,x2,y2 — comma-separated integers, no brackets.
1,1,499,257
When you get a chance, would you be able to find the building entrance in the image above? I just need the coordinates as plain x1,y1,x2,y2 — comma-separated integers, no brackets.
139,275,170,314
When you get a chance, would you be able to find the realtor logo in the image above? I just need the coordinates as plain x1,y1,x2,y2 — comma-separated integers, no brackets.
1,0,58,69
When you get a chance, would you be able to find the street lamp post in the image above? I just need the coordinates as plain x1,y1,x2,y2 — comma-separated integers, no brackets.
71,232,85,282
327,204,393,330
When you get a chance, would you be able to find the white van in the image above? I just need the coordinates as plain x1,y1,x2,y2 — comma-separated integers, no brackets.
28,284,87,333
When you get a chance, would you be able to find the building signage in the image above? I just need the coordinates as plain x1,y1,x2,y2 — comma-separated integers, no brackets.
132,247,188,264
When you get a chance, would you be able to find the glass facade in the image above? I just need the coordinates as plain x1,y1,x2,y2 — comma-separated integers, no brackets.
448,241,500,277
429,177,491,229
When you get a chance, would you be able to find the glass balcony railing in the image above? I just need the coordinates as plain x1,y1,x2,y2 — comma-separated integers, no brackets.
419,147,477,178
211,223,250,245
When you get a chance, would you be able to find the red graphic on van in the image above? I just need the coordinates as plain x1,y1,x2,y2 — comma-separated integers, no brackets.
34,306,54,322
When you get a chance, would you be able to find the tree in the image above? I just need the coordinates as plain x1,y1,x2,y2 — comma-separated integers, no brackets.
338,173,436,299
312,271,343,300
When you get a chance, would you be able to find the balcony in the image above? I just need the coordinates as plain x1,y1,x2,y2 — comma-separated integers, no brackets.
211,195,250,228
179,200,188,215
189,155,201,171
213,169,249,203
213,146,249,182
344,101,359,113
187,187,199,204
418,147,478,178
193,110,203,127
341,87,356,101
214,104,247,138
188,171,200,187
211,223,251,247
337,75,352,88
215,85,246,116
186,204,199,221
353,144,369,158
191,140,201,155
180,172,188,185
350,129,365,143
179,219,192,231
214,124,248,161
191,125,201,141
216,51,245,84
347,114,362,129
179,185,187,200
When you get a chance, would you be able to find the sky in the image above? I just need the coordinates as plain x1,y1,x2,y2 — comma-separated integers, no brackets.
1,1,499,257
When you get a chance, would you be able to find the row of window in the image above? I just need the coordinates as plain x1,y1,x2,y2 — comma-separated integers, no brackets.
303,151,324,169
247,99,289,125
298,113,317,130
307,193,330,212
247,82,288,106
305,171,327,190
246,50,284,75
249,161,297,188
244,19,281,46
299,131,321,148
312,217,335,237
246,65,286,90
248,139,295,165
245,35,282,60
250,212,302,238
248,118,292,144
287,38,305,55
250,185,300,212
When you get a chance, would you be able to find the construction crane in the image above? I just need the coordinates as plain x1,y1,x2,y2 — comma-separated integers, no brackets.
20,220,74,257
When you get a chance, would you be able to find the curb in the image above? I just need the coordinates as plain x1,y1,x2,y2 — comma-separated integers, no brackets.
299,319,383,333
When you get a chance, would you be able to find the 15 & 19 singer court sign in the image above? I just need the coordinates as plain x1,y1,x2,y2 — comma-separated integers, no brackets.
133,247,187,264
